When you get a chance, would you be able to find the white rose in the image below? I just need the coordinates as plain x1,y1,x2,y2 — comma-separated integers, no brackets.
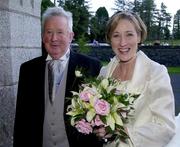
100,78,109,89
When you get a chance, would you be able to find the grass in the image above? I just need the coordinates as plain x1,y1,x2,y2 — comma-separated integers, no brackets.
167,67,180,74
144,39,180,46
167,39,180,46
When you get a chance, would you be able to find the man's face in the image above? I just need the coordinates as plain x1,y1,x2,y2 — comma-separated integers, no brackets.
43,16,74,59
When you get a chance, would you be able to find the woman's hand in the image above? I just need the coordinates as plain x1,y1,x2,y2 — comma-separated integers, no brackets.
93,127,112,142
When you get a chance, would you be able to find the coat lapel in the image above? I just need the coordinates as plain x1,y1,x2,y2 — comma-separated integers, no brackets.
65,51,78,95
130,51,150,88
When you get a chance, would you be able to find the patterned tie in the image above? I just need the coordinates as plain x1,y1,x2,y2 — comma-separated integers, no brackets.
48,60,57,103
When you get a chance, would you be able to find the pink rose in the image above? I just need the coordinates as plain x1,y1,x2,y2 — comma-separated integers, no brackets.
79,91,92,102
93,115,105,126
94,99,110,116
75,119,93,134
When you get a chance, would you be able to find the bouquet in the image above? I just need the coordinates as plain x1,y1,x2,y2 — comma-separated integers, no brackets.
66,70,140,144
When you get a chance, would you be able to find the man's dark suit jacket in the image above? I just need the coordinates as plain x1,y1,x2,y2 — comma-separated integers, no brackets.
13,50,103,147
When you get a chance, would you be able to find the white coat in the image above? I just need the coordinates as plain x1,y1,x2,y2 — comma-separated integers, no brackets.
99,50,176,147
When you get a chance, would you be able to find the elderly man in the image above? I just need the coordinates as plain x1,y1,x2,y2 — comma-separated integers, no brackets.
13,6,103,147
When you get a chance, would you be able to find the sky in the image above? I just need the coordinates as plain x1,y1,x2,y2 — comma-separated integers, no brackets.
89,0,179,17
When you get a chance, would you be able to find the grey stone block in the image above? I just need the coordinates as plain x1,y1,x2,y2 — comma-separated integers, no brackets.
0,0,42,146
0,0,9,8
0,86,16,147
11,48,42,83
0,49,12,87
0,10,10,47
10,12,41,47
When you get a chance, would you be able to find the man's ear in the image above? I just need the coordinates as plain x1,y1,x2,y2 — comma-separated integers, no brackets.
70,32,74,42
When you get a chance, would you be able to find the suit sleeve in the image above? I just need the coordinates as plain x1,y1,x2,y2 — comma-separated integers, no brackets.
13,64,27,147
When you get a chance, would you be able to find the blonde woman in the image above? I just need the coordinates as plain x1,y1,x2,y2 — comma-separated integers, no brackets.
97,11,176,147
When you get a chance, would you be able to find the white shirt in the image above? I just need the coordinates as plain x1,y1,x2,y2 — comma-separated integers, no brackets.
46,48,70,74
46,49,70,85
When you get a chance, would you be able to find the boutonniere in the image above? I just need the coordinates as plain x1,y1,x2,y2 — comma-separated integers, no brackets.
75,70,83,78
71,67,86,90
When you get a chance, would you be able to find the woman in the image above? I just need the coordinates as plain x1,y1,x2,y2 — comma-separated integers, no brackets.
98,11,176,147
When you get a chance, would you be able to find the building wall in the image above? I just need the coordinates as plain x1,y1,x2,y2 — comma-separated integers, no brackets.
0,0,42,146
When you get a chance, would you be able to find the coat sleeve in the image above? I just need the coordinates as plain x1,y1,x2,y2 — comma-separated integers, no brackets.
128,65,176,147
13,63,27,147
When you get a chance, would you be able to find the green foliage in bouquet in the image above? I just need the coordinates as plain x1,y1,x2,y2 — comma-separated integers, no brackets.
66,69,140,144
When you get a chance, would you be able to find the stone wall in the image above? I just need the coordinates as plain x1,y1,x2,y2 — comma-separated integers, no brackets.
78,45,180,67
0,0,42,146
140,46,180,67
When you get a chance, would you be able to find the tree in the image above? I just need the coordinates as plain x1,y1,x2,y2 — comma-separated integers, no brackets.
57,0,65,6
110,0,173,41
114,0,127,11
41,0,54,16
153,2,171,40
62,0,91,41
173,10,180,39
90,7,109,42
160,3,171,40
131,0,143,13
140,0,156,40
114,0,133,11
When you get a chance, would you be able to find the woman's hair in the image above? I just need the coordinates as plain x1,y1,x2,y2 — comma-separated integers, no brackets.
41,6,73,33
105,11,147,43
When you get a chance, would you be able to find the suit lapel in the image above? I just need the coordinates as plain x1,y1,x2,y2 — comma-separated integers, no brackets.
66,51,78,95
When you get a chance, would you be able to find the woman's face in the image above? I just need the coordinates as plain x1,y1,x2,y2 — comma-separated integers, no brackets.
110,19,141,62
